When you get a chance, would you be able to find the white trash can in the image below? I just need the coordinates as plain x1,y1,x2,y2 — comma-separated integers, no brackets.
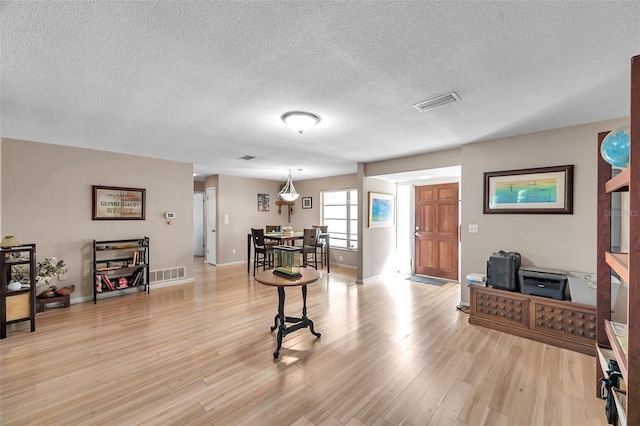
466,273,486,287
568,271,620,307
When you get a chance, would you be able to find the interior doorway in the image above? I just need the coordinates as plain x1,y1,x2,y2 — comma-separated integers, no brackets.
193,192,205,256
206,187,217,265
414,183,459,280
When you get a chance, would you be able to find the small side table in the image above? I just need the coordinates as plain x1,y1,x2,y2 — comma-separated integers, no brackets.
37,294,70,313
255,268,322,359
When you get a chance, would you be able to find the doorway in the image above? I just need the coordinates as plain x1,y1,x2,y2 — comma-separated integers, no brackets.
193,192,205,256
206,187,217,265
414,183,459,280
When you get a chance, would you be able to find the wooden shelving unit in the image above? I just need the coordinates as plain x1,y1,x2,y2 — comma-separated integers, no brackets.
596,54,639,425
0,243,36,339
93,237,149,303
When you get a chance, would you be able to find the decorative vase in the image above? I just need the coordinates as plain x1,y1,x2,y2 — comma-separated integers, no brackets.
8,281,22,291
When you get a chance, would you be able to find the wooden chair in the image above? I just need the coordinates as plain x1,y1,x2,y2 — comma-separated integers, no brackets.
251,228,274,276
301,228,320,269
312,225,328,267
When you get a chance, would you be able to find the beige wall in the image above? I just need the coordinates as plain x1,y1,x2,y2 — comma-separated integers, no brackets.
459,117,628,305
194,181,205,192
366,148,461,176
0,138,2,239
215,175,284,265
358,164,397,283
1,139,194,301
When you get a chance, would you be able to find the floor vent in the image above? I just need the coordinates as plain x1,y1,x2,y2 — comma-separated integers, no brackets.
150,266,186,283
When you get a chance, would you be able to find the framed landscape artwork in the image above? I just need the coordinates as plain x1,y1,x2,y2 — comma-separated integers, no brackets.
368,192,395,228
483,165,574,214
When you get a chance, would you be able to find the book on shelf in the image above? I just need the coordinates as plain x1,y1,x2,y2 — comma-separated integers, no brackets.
102,274,114,290
131,269,144,287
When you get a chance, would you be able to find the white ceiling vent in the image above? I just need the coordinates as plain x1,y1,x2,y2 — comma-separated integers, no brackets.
413,92,461,112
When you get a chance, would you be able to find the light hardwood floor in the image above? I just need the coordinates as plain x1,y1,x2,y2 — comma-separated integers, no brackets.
1,259,608,425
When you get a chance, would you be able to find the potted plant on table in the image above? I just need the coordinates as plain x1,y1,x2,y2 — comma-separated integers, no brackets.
36,257,73,298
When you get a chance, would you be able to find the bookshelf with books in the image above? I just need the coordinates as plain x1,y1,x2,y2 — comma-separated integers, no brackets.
596,55,639,425
93,237,149,303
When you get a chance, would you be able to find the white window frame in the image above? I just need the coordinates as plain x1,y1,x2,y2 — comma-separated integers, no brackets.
320,189,357,251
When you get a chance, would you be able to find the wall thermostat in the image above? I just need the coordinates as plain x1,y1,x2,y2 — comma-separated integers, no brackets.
165,212,176,220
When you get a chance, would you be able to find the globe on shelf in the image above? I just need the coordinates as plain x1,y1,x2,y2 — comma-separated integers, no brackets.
600,125,630,168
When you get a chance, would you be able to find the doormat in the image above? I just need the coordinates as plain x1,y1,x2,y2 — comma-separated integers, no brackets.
405,275,448,286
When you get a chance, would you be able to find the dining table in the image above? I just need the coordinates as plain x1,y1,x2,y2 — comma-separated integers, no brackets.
247,231,330,273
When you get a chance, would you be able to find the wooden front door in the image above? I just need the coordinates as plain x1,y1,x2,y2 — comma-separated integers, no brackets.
414,183,459,280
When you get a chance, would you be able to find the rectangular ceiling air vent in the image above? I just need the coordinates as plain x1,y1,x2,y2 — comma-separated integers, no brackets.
413,92,461,112
239,155,255,160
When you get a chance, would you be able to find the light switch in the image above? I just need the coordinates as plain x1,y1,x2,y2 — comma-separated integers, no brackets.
469,224,479,233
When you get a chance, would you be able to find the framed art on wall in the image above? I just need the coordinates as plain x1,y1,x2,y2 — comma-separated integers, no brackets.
368,192,395,228
258,193,270,211
302,197,312,209
483,164,574,214
92,185,146,220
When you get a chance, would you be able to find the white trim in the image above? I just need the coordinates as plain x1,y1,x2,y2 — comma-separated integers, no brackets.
356,274,382,285
215,261,246,267
67,278,195,304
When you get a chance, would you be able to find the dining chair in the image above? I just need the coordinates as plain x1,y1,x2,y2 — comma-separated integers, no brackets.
301,228,320,269
251,228,274,276
312,225,328,267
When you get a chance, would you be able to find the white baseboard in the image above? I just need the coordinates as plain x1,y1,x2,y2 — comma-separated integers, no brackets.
356,274,382,285
68,278,195,304
331,262,357,270
214,261,246,267
152,277,195,289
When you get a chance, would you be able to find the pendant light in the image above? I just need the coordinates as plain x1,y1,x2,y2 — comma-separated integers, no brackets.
278,170,299,201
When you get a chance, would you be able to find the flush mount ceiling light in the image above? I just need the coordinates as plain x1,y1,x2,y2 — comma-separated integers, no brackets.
281,111,321,134
413,92,461,112
278,170,300,201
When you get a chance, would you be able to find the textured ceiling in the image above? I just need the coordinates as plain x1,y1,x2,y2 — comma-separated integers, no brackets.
2,1,639,182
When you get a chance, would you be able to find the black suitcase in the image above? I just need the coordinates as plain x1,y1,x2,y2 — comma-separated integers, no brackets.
486,250,521,291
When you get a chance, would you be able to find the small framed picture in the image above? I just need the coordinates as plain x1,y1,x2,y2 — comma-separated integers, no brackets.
258,193,269,211
302,197,312,209
368,192,394,228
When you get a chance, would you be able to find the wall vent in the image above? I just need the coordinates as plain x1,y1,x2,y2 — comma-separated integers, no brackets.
150,266,186,283
413,92,461,112
239,155,255,160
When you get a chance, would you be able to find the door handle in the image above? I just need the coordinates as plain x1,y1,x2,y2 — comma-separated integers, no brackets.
414,232,420,236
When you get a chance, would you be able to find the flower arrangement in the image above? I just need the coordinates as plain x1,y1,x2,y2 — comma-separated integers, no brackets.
36,257,67,287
